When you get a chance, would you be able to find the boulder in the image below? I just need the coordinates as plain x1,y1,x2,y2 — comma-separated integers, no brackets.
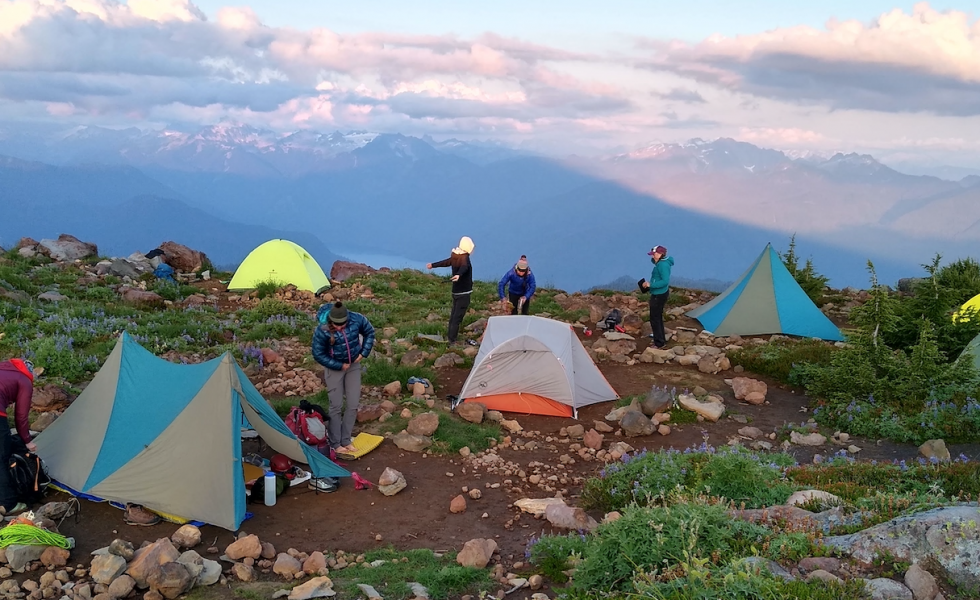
40,547,70,568
450,495,467,513
32,412,61,433
737,426,764,440
544,504,598,531
514,498,566,517
273,553,302,578
677,393,725,422
565,424,585,438
918,439,951,462
289,576,336,600
120,288,165,306
824,505,980,589
583,429,604,450
399,349,425,367
107,575,136,599
109,538,136,560
434,353,463,368
865,578,913,600
620,411,655,437
407,412,440,436
37,291,68,302
38,234,97,262
5,544,46,571
731,377,768,401
456,539,497,569
640,386,673,416
329,261,376,283
126,539,180,588
456,402,486,424
357,404,386,422
798,557,841,574
786,490,841,508
231,563,254,582
146,562,194,599
303,551,327,576
605,398,641,421
170,525,201,549
159,241,208,273
225,534,262,561
107,259,140,280
31,384,69,410
392,431,432,453
790,431,827,446
904,563,939,600
90,554,129,585
378,467,407,496
383,381,402,396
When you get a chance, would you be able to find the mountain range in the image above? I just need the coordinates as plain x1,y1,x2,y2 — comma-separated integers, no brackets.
2,122,977,292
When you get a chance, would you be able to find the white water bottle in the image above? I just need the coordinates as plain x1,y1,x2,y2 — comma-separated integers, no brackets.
264,471,277,506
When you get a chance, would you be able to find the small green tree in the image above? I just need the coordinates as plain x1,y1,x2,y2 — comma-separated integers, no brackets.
779,234,830,304
935,256,980,305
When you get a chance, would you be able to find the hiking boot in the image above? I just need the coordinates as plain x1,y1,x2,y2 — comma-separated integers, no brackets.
309,477,339,493
0,502,27,517
124,503,161,526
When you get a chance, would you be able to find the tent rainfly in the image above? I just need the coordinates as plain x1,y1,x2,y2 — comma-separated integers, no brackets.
228,239,331,294
458,315,618,418
35,332,348,531
959,333,980,371
685,243,844,341
954,293,980,323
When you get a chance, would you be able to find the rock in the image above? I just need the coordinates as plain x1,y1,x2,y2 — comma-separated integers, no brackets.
5,544,46,571
288,575,336,599
565,424,585,438
40,547,70,568
109,539,136,561
743,392,766,405
330,261,376,283
677,393,725,422
38,234,97,262
383,381,402,396
231,563,254,582
866,578,913,600
120,288,165,306
159,241,208,273
378,467,407,496
790,431,827,446
450,495,467,513
605,398,640,421
583,429,604,450
411,381,427,397
146,562,194,599
514,498,566,517
798,557,841,574
31,411,61,431
399,350,425,368
127,539,180,589
593,420,614,433
698,356,721,374
434,353,464,368
171,525,201,549
392,431,432,453
38,291,69,302
658,424,671,435
500,419,523,434
824,505,980,589
805,570,842,584
468,488,482,500
357,405,386,422
904,563,939,600
456,402,486,424
261,542,276,560
456,539,497,569
786,490,841,508
731,377,767,402
300,551,325,575
261,348,281,364
528,574,544,590
225,535,262,561
544,504,598,531
619,411,655,437
737,426,764,439
274,554,303,578
356,584,383,600
640,387,673,416
91,554,129,585
740,557,795,581
918,439,950,462
107,575,136,599
407,412,440,436
107,259,140,279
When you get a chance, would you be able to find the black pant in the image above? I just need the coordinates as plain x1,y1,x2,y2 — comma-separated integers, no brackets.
649,291,669,348
0,420,17,510
509,292,530,315
448,293,471,342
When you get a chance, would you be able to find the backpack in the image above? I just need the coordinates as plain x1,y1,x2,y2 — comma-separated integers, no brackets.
8,452,51,505
285,405,328,446
600,309,623,331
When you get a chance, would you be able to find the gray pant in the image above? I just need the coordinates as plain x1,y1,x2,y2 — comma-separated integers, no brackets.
324,362,362,449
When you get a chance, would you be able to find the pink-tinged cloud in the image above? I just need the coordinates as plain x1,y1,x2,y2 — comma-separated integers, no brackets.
0,0,628,133
643,3,980,115
738,127,826,147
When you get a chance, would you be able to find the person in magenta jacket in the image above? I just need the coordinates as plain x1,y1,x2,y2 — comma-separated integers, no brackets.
0,358,36,513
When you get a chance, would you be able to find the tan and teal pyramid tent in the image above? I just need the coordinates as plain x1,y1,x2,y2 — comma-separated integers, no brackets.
229,239,330,294
35,332,348,530
686,243,844,341
959,333,980,371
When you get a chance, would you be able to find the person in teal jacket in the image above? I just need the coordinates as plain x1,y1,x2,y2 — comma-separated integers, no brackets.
640,245,673,348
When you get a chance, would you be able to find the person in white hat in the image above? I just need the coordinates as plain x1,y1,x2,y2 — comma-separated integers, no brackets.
426,236,475,344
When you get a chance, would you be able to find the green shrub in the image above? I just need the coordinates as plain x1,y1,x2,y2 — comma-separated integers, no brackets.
359,356,435,387
935,256,980,306
254,278,284,299
526,533,588,582
728,338,836,385
778,235,830,304
429,413,500,455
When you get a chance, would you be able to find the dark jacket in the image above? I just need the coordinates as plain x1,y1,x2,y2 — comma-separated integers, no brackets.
0,361,33,443
650,255,674,295
311,310,376,371
431,253,473,295
498,268,536,300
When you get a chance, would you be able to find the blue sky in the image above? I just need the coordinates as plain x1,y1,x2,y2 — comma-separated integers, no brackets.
1,1,978,166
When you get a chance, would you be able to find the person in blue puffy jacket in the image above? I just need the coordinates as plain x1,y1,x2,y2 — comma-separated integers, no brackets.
498,255,536,315
311,302,375,455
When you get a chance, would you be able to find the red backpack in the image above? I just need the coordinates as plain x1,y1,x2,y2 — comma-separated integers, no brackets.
285,406,328,447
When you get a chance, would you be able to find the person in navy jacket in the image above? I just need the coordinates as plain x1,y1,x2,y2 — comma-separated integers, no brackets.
498,255,536,315
312,302,375,455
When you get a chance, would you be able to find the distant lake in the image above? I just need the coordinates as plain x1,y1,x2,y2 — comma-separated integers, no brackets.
337,250,428,271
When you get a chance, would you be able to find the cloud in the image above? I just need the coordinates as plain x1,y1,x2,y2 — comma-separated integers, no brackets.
655,88,705,103
0,0,628,134
738,127,826,147
642,3,980,115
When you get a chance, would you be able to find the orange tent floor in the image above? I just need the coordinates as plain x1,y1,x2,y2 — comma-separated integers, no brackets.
463,393,573,417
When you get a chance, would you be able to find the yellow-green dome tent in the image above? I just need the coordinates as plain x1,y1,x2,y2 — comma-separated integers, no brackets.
953,293,980,323
229,240,331,294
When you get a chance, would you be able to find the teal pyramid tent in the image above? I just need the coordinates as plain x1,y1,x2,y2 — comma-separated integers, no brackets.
959,333,980,371
35,332,348,530
686,243,844,341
